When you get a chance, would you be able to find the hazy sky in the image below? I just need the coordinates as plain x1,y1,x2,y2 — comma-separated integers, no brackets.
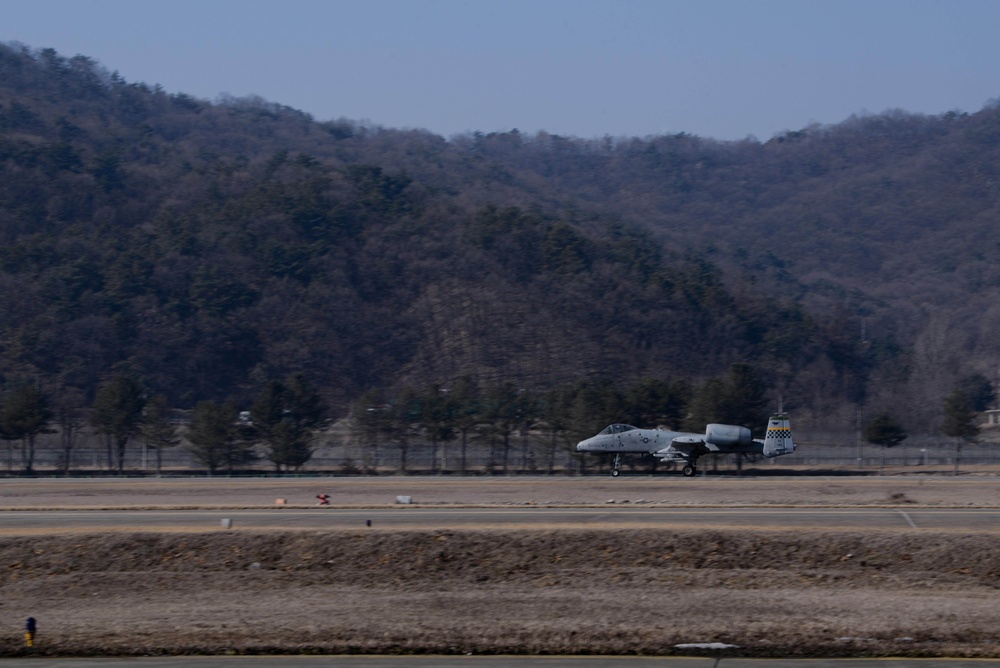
6,0,1000,141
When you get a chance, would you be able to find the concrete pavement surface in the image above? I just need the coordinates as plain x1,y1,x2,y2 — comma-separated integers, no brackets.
1,506,1000,533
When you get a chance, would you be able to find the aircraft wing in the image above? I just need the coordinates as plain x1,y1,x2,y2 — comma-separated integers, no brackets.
654,435,707,463
672,433,731,454
668,435,706,454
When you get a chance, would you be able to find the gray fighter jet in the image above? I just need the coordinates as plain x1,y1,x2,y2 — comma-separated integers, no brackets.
576,414,794,477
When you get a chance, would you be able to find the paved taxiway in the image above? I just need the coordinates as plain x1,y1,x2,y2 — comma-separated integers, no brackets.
1,506,999,533
3,656,1000,667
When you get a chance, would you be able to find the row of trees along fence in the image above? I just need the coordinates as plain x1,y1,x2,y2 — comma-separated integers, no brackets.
863,374,995,475
1,365,993,476
11,432,1000,475
0,372,328,475
350,374,704,475
0,367,740,475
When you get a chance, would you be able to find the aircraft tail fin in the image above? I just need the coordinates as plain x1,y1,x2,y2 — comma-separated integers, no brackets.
762,414,794,458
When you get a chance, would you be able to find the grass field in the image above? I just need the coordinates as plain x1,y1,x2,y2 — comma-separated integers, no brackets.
1,476,999,658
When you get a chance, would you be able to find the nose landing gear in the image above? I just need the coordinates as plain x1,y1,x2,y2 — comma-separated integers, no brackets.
611,453,622,477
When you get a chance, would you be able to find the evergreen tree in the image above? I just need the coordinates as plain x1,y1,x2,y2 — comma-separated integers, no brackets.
941,389,979,441
566,380,623,473
624,377,691,429
514,388,542,471
186,400,251,475
251,373,327,472
450,376,480,474
479,383,523,473
384,387,422,473
141,394,179,475
541,385,573,474
53,387,86,475
684,378,728,431
941,388,979,476
351,388,388,472
722,363,771,431
0,383,53,474
422,384,457,473
864,411,907,475
684,364,770,432
90,374,146,474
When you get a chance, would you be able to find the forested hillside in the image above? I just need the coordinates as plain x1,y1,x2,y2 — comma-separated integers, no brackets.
1,43,996,437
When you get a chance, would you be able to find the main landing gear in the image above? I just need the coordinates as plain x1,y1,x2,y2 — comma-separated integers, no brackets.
608,454,699,477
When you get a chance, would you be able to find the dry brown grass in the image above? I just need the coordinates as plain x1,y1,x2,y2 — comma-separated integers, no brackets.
3,477,1000,658
1,528,1000,658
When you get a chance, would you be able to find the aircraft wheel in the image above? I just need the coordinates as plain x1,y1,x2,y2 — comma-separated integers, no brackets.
611,468,620,477
682,465,697,477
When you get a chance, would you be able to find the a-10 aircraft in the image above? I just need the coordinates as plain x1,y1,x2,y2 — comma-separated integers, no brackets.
576,414,794,477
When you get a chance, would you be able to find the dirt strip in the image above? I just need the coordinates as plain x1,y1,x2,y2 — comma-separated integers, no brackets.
0,528,998,658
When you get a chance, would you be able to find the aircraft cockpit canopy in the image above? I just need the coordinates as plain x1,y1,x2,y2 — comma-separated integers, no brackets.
598,424,639,435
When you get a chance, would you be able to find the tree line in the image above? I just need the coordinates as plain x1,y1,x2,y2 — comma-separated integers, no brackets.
349,364,768,475
0,372,328,475
0,365,754,475
1,365,993,476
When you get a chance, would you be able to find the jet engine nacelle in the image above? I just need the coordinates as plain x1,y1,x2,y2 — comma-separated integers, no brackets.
705,423,753,448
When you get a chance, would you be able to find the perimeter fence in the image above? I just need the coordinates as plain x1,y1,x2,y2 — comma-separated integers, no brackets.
2,430,998,476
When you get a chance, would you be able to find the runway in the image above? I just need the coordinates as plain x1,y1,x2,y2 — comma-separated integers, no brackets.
1,505,999,533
